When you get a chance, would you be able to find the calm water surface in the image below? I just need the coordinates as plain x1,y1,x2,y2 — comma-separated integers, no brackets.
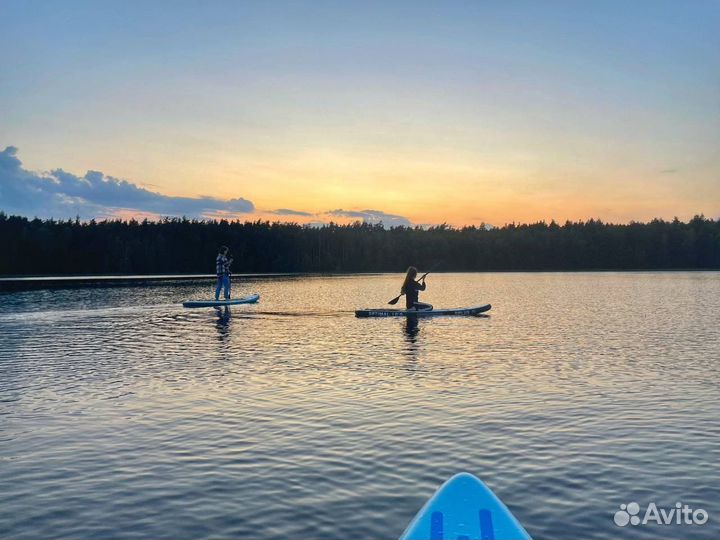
1,272,719,539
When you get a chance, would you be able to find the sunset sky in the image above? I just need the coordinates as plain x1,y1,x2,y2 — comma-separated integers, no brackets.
1,1,719,227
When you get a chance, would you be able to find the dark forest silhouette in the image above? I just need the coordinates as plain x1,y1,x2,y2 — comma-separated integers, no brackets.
1,212,719,276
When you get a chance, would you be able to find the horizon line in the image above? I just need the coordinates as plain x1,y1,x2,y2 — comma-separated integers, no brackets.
1,210,716,230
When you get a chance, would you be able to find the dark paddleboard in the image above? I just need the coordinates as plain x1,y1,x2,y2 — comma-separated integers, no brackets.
355,304,491,318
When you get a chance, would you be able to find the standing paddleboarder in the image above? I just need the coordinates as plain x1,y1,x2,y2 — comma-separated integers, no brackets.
401,266,432,311
215,246,233,300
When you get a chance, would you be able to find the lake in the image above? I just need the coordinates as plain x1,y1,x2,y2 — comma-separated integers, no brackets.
1,272,719,539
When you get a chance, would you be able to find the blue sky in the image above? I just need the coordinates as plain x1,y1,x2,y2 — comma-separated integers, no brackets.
1,0,718,224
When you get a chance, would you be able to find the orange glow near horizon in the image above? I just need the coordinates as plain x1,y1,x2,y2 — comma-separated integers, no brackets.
95,148,718,227
7,138,719,227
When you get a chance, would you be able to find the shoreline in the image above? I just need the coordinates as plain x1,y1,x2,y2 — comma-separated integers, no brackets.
0,272,385,291
0,268,720,287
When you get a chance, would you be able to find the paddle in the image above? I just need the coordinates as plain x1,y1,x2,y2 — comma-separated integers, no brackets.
388,272,429,305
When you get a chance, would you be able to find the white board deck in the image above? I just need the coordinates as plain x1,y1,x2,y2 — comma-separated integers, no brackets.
182,293,260,308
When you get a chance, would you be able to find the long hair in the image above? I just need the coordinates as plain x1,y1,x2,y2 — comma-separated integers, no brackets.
401,266,418,294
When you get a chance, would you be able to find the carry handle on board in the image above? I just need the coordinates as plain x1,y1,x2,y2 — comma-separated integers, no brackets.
388,272,429,305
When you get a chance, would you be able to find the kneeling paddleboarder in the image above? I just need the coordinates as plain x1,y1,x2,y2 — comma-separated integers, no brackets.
402,266,432,311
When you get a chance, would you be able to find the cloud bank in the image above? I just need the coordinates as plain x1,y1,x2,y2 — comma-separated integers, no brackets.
261,208,415,227
327,208,412,227
0,146,254,219
270,208,314,217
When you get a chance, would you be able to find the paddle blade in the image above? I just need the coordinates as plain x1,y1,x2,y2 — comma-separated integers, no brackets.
388,295,402,305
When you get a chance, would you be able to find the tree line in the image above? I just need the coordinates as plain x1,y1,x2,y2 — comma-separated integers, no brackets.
1,212,719,276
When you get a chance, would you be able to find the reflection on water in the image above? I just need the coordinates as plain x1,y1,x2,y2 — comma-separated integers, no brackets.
214,306,231,340
404,316,420,340
1,272,720,540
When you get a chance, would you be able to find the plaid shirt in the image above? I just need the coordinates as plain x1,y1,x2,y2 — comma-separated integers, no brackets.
216,254,230,275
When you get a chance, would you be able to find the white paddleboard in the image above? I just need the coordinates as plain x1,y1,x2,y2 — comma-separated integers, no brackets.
182,293,260,308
